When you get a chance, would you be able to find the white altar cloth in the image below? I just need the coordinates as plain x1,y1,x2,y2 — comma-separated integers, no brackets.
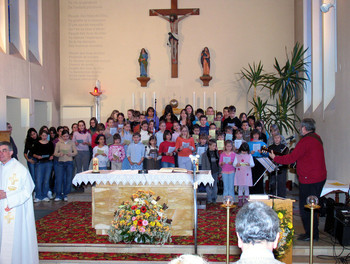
72,169,214,186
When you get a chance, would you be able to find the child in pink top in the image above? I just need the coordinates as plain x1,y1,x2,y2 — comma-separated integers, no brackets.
219,140,236,199
108,134,126,170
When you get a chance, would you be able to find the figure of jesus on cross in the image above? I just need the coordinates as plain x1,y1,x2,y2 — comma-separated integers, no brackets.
150,0,199,78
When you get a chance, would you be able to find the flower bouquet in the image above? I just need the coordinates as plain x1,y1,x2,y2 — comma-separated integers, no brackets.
108,190,172,245
274,208,294,260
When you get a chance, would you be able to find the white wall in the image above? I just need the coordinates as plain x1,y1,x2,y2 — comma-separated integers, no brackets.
60,0,295,124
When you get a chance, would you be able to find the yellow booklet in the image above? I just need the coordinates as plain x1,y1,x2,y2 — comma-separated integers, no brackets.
217,140,224,150
214,121,221,129
209,129,216,139
192,134,199,143
207,115,215,123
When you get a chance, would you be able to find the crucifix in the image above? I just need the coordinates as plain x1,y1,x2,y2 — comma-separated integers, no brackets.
150,0,199,78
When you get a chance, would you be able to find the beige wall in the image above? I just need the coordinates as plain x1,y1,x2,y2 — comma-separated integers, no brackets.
295,0,349,183
0,0,60,163
60,0,295,124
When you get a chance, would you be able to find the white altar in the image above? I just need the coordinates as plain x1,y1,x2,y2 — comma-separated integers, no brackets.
73,170,214,236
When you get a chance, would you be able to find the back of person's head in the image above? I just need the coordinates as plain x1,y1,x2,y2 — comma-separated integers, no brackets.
235,201,279,244
195,108,204,115
169,254,208,264
301,118,316,132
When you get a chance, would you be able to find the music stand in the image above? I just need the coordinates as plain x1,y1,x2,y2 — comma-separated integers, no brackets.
254,157,276,187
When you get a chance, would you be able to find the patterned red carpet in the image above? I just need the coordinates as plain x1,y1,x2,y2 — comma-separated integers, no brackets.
36,201,239,261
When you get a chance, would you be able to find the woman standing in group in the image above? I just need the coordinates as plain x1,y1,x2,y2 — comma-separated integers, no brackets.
73,120,91,173
179,109,193,132
32,130,54,202
88,117,98,135
185,104,196,123
24,128,39,182
175,125,195,170
145,107,159,130
54,130,78,201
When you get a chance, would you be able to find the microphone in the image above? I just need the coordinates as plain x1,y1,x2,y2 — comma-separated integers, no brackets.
285,135,295,141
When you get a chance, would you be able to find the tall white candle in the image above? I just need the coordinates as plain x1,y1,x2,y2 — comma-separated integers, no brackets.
214,92,217,111
132,93,135,109
153,92,156,105
193,92,196,109
203,92,206,110
143,92,146,112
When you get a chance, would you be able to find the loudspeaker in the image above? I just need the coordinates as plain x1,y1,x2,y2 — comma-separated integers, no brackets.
334,208,350,246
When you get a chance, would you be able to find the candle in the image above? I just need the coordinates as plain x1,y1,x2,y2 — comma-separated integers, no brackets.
214,92,217,111
203,92,206,109
143,92,146,112
193,92,196,109
132,93,135,109
153,92,156,106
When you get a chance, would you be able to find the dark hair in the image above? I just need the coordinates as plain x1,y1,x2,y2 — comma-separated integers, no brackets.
209,123,216,128
250,128,261,139
199,133,208,140
216,111,223,117
238,142,250,153
96,123,105,132
208,139,217,146
254,121,262,128
235,128,243,135
61,130,69,136
25,128,38,142
195,108,204,115
106,117,114,123
228,105,236,112
239,112,247,120
193,124,200,130
39,126,49,136
89,117,98,128
242,120,249,125
113,133,121,141
141,120,148,126
117,113,125,121
95,134,106,145
163,130,172,141
0,141,13,151
247,115,256,122
149,135,157,146
71,123,77,129
199,115,207,120
133,111,141,118
146,107,155,116
49,127,57,140
133,132,141,137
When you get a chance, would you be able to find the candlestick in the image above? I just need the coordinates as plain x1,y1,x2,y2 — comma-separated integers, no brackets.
203,92,206,109
143,92,146,112
214,92,217,111
132,93,135,109
193,92,196,109
153,92,156,107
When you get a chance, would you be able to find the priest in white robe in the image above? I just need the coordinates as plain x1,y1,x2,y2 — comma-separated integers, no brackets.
0,141,39,264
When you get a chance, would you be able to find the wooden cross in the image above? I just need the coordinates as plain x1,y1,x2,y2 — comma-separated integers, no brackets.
150,0,199,78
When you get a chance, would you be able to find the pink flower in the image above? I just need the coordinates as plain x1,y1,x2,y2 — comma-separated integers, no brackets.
130,226,136,232
142,220,148,226
132,216,136,221
139,227,145,233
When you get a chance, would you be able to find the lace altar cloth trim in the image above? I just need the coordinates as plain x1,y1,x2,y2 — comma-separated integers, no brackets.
72,170,214,186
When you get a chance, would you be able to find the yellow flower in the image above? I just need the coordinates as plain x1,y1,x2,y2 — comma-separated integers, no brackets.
136,209,141,215
150,222,155,226
278,212,283,219
287,222,293,229
156,222,162,227
133,220,138,226
145,213,150,218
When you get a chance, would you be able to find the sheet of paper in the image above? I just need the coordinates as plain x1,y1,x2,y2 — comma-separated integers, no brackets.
223,156,231,164
207,115,215,123
97,149,105,155
60,149,68,154
253,143,261,152
167,146,176,153
214,121,221,129
234,140,242,149
225,134,233,141
182,142,190,148
228,123,235,128
192,134,199,142
123,140,130,145
209,129,216,139
197,146,206,156
41,154,49,158
217,140,224,150
110,127,117,136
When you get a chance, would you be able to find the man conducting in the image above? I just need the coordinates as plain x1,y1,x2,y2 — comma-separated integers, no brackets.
234,201,283,264
269,118,327,241
0,141,39,263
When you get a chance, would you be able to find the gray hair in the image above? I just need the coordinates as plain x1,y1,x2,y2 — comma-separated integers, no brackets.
300,118,316,133
0,141,13,151
235,201,279,244
169,255,208,264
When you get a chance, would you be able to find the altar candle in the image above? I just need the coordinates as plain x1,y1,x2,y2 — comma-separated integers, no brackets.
132,93,135,109
153,92,156,106
193,92,196,109
143,92,146,112
203,92,206,109
214,92,217,111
